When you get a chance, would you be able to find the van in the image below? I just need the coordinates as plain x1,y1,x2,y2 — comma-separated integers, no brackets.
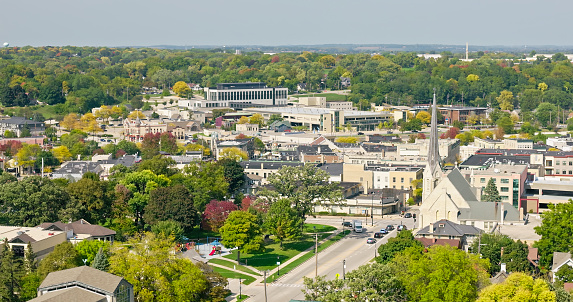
353,220,363,233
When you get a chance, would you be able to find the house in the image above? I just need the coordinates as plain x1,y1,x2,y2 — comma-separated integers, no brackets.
340,77,351,88
31,266,134,302
552,252,573,282
236,123,259,133
0,226,66,259
297,83,308,91
415,219,482,251
51,161,104,181
268,120,291,132
38,219,116,243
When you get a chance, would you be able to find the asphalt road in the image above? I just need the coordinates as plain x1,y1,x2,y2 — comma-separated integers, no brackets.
241,216,416,302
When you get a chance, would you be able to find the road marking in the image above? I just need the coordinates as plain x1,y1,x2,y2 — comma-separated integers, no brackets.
271,283,304,288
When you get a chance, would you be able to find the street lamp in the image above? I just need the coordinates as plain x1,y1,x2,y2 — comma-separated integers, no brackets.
277,256,280,276
371,192,374,226
342,259,346,280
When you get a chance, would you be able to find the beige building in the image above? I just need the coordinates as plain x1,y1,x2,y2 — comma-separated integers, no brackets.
123,118,190,141
0,226,67,259
236,123,259,132
463,164,528,209
398,138,460,164
342,164,423,191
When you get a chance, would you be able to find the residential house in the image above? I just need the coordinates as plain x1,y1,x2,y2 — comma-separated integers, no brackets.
0,226,66,259
38,219,116,243
415,219,482,251
552,252,573,282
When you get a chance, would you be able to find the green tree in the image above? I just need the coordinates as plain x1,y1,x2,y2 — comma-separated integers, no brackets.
180,161,228,211
477,272,555,302
118,170,171,227
496,116,514,133
37,241,81,279
534,199,573,268
109,232,219,301
268,114,283,124
556,264,573,283
75,239,110,266
19,124,31,137
217,158,245,196
137,155,177,176
497,90,515,111
261,164,344,228
151,220,184,242
303,262,407,302
394,245,490,302
0,240,21,302
264,198,302,248
65,177,113,224
376,230,423,264
91,248,110,272
144,185,199,233
220,211,264,253
471,233,532,275
536,102,558,128
481,178,501,203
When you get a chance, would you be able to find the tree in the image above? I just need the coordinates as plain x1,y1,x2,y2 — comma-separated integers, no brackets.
16,143,41,173
0,176,70,226
151,220,184,242
497,90,514,111
264,198,302,248
471,233,532,275
237,116,249,124
217,158,245,196
144,185,199,233
261,164,344,228
172,81,191,98
536,102,558,128
202,200,238,232
477,273,555,302
0,240,21,302
394,245,490,302
481,178,501,203
219,147,248,161
119,170,171,227
416,111,431,124
268,114,283,124
376,230,423,264
91,248,110,272
534,199,573,268
60,113,80,131
75,239,109,266
220,211,264,253
497,116,514,134
249,113,265,127
127,110,145,120
303,262,406,302
556,264,573,283
52,145,72,162
137,155,177,176
140,132,177,159
441,127,460,139
109,232,220,302
37,241,81,279
19,124,31,137
335,137,358,144
65,177,113,224
181,161,228,211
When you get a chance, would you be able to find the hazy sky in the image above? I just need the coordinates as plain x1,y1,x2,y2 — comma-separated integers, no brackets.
2,0,572,47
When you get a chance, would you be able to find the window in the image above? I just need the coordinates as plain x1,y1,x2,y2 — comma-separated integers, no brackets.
557,170,561,174
501,187,509,192
501,196,509,200
393,177,396,182
557,161,560,165
501,179,509,184
563,161,567,165
480,178,486,183
401,178,404,183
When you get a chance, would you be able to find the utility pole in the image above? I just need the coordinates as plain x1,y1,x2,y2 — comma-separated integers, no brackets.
263,271,268,302
342,259,346,280
315,234,318,277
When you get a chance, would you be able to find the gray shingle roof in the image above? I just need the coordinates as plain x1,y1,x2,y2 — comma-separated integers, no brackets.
459,201,521,222
39,266,124,294
553,252,572,270
28,287,107,302
38,219,116,237
446,168,478,202
417,219,482,237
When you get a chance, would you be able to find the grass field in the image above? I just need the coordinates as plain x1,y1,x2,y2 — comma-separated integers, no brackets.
224,233,330,271
209,258,261,276
264,230,350,283
291,93,347,102
211,266,256,285
303,224,337,233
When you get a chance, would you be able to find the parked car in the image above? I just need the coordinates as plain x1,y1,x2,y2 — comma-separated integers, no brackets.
342,221,352,227
386,225,395,231
357,132,364,135
379,229,388,235
404,213,412,218
397,225,407,231
374,232,384,239
366,238,377,244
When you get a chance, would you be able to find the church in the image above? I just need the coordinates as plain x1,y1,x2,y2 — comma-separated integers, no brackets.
418,92,524,233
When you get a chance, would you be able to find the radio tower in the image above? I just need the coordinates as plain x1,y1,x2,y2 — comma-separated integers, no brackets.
466,42,469,60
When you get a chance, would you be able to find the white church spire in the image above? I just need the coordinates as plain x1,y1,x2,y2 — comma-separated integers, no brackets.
422,89,442,202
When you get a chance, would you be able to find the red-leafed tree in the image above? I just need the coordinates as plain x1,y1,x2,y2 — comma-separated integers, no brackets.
271,55,280,63
440,127,460,139
240,196,254,210
417,133,426,139
116,149,127,158
202,200,238,231
0,140,24,157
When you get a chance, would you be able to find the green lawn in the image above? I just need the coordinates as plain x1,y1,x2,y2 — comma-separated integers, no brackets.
211,266,256,285
237,295,249,301
292,93,347,101
303,224,337,233
264,230,350,283
209,258,261,276
224,233,330,271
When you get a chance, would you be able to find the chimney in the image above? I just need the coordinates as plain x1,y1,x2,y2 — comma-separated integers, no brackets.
500,263,506,273
429,223,434,233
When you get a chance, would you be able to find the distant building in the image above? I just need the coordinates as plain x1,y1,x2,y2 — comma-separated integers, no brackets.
340,77,351,88
236,123,259,133
38,219,116,243
204,82,288,109
31,266,134,302
0,226,66,259
0,117,45,137
415,219,482,251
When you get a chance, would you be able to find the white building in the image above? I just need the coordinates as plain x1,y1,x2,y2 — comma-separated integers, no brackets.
204,82,288,109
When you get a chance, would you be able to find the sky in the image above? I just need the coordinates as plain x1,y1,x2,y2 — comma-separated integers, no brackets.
2,0,572,47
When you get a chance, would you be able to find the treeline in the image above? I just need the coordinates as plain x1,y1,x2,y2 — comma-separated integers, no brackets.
2,46,573,119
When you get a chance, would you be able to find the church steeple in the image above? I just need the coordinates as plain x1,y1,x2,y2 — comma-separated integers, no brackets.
422,89,442,202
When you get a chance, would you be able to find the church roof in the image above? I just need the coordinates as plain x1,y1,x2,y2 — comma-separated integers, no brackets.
459,201,520,222
446,168,478,202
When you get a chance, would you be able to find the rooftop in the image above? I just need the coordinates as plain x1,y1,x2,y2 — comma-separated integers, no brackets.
0,226,64,243
39,266,125,294
417,219,482,237
463,163,528,175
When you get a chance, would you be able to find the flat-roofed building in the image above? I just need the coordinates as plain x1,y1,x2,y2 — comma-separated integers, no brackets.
462,164,528,209
204,82,288,109
0,226,67,259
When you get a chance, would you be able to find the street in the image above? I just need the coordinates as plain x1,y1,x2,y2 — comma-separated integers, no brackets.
239,215,416,302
